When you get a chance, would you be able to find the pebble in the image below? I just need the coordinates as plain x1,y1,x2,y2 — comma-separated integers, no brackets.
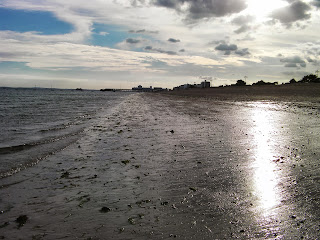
16,215,28,228
100,207,111,213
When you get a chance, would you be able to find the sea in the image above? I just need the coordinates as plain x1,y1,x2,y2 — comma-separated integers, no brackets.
0,87,130,178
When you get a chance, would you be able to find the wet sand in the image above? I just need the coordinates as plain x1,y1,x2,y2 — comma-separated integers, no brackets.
0,92,320,239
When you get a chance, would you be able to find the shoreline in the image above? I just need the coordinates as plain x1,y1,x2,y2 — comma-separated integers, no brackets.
164,83,320,102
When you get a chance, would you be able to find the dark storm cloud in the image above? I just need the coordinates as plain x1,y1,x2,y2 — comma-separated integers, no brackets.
168,38,180,43
179,49,185,52
144,46,177,55
151,0,247,20
270,0,311,26
280,55,306,68
126,38,141,44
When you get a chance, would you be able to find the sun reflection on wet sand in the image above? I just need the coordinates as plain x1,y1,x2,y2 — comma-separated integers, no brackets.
251,103,280,215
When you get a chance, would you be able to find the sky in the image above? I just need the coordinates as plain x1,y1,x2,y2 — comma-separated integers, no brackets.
0,0,320,89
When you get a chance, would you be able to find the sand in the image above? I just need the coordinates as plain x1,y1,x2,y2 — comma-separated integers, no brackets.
0,92,319,239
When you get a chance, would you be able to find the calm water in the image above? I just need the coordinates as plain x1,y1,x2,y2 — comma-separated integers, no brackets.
0,88,130,178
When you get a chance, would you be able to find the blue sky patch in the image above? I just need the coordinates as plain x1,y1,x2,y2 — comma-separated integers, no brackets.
0,61,31,71
91,23,131,47
0,8,73,34
91,23,156,48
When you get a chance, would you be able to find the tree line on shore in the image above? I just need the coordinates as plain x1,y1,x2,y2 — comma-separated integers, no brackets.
233,74,320,87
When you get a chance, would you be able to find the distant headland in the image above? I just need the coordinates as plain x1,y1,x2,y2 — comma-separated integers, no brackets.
165,74,320,102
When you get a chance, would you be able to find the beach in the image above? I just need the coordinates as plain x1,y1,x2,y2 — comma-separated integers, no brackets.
0,89,320,239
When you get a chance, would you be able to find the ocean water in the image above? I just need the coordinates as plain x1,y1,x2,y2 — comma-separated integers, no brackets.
0,88,130,178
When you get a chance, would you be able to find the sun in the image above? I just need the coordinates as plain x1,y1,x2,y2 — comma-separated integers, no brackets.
245,0,289,22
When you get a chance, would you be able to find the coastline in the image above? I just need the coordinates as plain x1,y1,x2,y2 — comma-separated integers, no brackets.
164,83,320,102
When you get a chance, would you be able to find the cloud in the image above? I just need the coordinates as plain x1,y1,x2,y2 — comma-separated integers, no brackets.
129,29,159,34
130,0,148,7
209,40,226,45
153,0,177,8
234,25,251,34
0,32,228,75
98,31,109,36
284,63,299,67
282,70,309,79
231,15,255,34
168,38,180,43
231,15,255,26
235,48,250,56
311,0,320,8
151,0,247,21
280,55,306,68
215,43,238,55
215,44,238,51
307,57,314,62
0,0,319,87
214,42,250,56
129,29,146,33
144,45,177,55
270,0,312,26
126,38,141,44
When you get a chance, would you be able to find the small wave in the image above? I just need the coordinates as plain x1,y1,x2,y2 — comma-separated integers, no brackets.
0,129,84,179
0,144,35,155
39,125,70,133
0,129,84,155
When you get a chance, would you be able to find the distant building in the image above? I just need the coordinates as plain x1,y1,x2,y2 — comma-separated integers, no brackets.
173,80,210,90
132,85,152,91
132,85,167,92
201,80,210,88
153,87,168,92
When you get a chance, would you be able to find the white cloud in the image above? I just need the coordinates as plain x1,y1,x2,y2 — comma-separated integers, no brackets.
0,0,319,88
0,31,242,73
98,31,109,36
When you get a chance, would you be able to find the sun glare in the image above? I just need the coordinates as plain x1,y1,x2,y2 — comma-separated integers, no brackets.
246,0,289,22
250,104,280,215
